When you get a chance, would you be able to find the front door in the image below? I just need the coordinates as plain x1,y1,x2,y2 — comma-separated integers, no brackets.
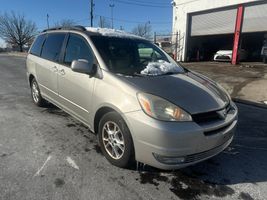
57,33,95,124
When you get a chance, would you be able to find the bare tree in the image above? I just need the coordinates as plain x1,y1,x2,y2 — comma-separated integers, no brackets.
0,12,37,52
54,19,77,28
98,16,111,28
132,23,152,39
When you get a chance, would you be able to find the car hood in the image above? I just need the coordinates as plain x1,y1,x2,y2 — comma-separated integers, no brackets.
121,72,229,114
216,50,232,55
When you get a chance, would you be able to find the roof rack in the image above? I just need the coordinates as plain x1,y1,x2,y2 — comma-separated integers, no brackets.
42,25,86,32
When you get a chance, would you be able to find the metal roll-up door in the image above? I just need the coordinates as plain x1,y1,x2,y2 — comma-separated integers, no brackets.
242,3,267,33
191,8,237,36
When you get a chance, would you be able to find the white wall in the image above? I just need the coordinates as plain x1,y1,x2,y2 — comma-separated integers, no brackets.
172,0,261,61
0,38,6,48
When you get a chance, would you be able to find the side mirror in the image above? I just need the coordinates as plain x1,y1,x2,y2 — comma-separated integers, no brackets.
71,59,94,75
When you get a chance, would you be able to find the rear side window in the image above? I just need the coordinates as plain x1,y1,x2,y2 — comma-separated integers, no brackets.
64,34,93,66
30,34,46,56
41,33,66,62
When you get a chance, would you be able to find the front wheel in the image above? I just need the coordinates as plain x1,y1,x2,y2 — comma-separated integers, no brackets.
98,112,134,168
30,78,46,107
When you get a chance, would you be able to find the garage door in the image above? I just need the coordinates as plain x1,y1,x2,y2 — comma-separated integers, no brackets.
191,8,237,36
242,3,267,33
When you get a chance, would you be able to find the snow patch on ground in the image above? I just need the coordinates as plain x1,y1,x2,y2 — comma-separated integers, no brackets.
66,156,79,170
85,27,143,39
141,60,183,76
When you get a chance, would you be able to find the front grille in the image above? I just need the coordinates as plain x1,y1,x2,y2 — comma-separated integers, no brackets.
192,103,231,124
204,122,232,136
192,110,220,123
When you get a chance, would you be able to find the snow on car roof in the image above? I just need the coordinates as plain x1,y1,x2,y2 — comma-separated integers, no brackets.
85,27,144,39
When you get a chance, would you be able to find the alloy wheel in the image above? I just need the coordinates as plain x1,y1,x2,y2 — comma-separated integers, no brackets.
32,81,40,103
102,121,125,160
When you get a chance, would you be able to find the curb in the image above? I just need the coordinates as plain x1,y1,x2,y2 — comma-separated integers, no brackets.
7,53,27,58
233,98,267,109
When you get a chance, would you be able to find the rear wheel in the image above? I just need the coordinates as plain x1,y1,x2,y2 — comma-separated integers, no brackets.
30,78,46,107
98,112,134,168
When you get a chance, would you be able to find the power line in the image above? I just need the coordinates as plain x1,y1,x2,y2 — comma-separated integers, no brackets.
38,15,172,31
116,0,170,6
113,0,171,8
172,0,202,7
94,14,172,25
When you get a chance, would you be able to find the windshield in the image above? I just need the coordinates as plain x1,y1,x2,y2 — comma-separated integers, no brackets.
90,36,184,76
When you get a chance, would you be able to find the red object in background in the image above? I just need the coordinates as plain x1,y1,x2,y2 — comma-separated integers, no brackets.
232,5,244,65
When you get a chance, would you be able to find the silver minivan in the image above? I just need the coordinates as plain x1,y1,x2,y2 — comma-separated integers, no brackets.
26,26,238,170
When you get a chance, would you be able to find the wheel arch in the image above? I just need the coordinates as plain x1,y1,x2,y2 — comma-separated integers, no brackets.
93,105,135,139
94,106,119,134
29,74,35,85
94,105,137,166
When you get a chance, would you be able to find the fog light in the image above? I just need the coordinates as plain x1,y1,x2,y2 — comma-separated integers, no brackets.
153,153,185,165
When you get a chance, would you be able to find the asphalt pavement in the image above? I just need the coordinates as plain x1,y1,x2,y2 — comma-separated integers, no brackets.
0,54,267,200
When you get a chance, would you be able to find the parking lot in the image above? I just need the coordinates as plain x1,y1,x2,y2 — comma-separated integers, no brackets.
182,61,267,105
0,54,267,200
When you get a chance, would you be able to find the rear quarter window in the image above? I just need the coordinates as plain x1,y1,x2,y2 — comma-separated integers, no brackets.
41,33,66,62
29,34,46,56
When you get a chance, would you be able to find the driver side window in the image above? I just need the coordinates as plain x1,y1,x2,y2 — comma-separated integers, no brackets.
64,34,93,66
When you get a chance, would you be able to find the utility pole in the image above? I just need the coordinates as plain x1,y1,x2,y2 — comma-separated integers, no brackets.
90,0,94,27
109,1,115,29
100,16,103,28
100,16,112,28
46,14,50,29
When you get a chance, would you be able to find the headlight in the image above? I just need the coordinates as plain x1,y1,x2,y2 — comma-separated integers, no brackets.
137,93,192,121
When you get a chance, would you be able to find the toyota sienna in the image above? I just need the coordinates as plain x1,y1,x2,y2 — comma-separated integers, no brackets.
26,26,238,169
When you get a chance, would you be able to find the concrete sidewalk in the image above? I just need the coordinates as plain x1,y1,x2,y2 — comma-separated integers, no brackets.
182,62,267,105
0,52,27,58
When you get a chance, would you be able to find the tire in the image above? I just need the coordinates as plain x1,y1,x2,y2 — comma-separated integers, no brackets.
30,78,46,107
263,56,267,64
98,111,134,168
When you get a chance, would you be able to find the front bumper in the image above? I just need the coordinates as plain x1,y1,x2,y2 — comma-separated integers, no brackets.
124,102,238,170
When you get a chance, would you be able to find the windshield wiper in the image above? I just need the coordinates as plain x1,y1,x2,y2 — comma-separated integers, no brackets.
115,72,144,77
133,73,145,77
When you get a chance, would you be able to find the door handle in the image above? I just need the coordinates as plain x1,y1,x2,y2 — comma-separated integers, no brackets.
51,66,58,72
59,69,65,75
